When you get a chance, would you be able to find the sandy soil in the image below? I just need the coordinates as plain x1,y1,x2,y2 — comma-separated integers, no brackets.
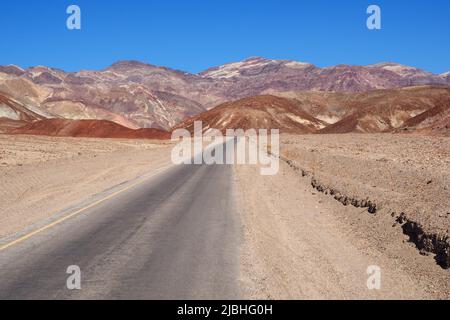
0,134,173,238
280,134,450,268
236,134,450,299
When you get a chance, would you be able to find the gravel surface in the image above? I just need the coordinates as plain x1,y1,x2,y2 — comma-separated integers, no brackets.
279,134,450,269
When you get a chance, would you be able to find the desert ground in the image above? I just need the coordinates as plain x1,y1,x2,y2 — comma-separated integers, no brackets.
0,134,174,238
237,133,450,299
0,133,449,299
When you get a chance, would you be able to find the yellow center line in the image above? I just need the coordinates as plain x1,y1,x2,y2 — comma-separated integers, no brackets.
0,165,173,252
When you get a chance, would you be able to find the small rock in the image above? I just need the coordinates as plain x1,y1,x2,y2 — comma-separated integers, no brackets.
396,213,407,224
368,202,377,214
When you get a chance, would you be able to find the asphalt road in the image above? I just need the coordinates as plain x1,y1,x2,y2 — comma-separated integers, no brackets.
0,161,241,299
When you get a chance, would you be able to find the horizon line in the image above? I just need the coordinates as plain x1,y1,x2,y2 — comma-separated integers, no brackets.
2,57,449,76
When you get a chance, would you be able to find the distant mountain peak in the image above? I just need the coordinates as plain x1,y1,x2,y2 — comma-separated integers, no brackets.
108,60,155,70
366,62,431,77
200,57,313,79
370,62,407,67
0,65,25,76
7,64,25,71
242,56,269,62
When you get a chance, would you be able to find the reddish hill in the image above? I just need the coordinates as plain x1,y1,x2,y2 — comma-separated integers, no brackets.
9,119,171,140
399,102,450,130
173,95,326,134
0,118,27,133
318,86,450,134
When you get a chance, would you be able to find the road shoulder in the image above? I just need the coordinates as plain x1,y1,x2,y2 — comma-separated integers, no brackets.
235,161,449,299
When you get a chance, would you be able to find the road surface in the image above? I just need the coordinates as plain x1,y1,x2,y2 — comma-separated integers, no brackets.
0,162,241,299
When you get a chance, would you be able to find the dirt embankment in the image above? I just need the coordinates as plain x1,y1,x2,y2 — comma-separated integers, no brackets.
0,135,173,238
278,134,450,269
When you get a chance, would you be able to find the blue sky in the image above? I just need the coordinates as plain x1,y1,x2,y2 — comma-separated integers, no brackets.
1,0,449,74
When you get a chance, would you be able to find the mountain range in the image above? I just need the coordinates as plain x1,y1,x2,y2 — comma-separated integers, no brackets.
0,57,449,135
